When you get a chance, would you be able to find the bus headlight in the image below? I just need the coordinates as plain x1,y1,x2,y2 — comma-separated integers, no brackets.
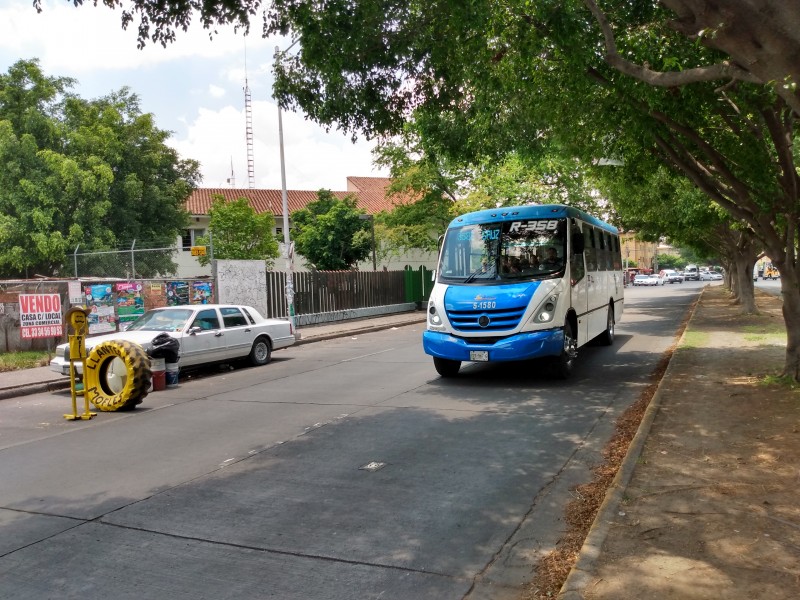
428,303,442,326
534,294,559,323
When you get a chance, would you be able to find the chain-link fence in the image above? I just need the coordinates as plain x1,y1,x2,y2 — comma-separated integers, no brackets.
69,246,179,278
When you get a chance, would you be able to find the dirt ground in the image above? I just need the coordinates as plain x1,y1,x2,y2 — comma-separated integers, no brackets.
525,285,800,599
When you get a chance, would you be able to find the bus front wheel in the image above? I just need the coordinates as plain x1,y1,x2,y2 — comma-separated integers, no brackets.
597,305,615,346
433,357,461,377
552,322,577,379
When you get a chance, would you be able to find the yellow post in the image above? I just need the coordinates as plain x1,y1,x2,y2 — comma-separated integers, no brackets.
63,307,96,421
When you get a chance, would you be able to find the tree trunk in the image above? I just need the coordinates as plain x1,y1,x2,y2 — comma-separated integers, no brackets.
728,260,739,299
732,254,757,313
722,262,733,291
778,267,800,380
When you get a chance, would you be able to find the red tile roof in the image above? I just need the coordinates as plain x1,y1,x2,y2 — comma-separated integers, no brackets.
185,177,414,217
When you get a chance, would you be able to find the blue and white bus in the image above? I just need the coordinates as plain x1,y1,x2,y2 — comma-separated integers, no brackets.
423,204,624,378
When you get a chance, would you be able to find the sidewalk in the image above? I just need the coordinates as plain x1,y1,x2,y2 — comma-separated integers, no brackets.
0,310,426,401
558,285,798,599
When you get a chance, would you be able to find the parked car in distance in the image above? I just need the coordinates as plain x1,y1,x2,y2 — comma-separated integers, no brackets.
659,269,683,284
633,274,660,286
699,270,714,281
709,271,723,280
50,304,296,376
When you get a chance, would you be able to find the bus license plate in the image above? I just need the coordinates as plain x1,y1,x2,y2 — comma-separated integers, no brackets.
470,351,489,362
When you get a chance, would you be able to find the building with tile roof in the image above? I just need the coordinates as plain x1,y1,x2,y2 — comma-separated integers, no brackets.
175,177,437,277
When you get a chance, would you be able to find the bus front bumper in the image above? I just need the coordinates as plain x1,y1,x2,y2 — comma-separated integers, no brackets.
422,329,563,362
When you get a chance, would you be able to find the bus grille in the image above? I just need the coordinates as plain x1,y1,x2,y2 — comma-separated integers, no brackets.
446,305,527,332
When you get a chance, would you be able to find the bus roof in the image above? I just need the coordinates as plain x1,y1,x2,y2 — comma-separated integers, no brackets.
447,204,619,235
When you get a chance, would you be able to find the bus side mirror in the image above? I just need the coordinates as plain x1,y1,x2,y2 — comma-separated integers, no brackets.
573,232,585,254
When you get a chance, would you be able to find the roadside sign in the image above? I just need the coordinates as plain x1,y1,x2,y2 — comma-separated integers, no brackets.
19,293,63,339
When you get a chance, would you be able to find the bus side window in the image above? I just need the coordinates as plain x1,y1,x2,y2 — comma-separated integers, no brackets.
585,227,598,271
571,223,586,284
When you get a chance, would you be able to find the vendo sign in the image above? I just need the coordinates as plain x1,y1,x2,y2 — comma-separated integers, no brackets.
19,293,64,339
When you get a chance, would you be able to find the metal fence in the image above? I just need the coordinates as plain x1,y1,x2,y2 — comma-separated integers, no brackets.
264,270,406,320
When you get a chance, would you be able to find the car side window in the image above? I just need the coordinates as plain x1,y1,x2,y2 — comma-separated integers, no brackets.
191,309,220,331
220,307,248,328
241,307,256,324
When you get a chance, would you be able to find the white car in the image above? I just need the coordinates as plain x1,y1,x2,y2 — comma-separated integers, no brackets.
50,304,295,376
647,274,663,286
660,269,683,284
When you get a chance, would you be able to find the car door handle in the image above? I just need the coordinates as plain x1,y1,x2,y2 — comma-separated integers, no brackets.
215,332,224,337
245,328,252,332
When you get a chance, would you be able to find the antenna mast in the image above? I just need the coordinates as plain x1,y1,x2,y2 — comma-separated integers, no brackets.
244,43,256,189
226,157,236,187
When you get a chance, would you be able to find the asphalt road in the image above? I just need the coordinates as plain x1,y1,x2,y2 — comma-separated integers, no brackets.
0,283,706,600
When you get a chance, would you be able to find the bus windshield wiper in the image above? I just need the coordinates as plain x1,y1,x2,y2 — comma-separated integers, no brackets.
464,267,490,283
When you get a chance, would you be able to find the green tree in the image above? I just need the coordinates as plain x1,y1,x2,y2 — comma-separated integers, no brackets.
0,60,198,278
291,190,372,270
195,196,279,267
655,255,681,271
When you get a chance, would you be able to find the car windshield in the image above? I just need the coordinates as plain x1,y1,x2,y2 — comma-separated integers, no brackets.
438,218,567,283
125,308,194,332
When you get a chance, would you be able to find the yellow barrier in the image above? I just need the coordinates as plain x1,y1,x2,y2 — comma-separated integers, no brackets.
63,307,96,421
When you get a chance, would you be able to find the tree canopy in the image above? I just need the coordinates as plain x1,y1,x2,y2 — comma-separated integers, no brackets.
0,59,199,278
49,2,799,117
290,190,372,270
195,196,280,268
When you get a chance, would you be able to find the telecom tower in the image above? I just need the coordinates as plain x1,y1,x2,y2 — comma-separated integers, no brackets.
244,76,256,189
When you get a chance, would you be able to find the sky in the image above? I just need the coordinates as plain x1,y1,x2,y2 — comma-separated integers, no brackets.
0,0,388,191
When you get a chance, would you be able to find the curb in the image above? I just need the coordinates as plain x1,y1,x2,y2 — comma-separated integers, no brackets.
294,314,426,346
0,379,72,401
556,289,705,599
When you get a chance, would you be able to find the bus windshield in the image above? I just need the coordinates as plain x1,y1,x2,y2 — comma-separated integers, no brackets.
438,218,567,283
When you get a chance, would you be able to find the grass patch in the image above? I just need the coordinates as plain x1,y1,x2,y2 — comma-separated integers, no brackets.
680,331,710,349
0,351,52,372
743,323,785,334
743,333,786,343
761,374,800,391
742,323,786,344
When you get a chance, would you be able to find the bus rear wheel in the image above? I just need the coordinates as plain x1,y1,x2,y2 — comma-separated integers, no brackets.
552,321,577,379
433,357,461,377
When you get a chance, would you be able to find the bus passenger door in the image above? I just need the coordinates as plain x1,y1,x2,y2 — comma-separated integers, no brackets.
584,226,604,345
570,223,590,346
